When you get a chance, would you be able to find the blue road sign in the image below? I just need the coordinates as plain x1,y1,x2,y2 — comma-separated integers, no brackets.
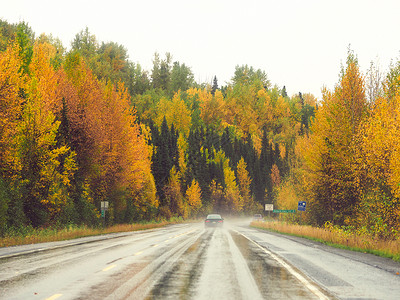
298,201,306,211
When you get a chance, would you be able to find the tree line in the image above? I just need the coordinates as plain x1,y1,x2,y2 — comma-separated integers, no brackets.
1,20,399,239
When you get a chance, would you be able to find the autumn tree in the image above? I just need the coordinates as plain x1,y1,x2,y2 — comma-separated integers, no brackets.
186,179,202,217
155,91,192,136
0,43,24,232
299,50,368,225
12,42,77,227
232,65,270,90
236,157,253,211
163,166,184,217
351,59,400,237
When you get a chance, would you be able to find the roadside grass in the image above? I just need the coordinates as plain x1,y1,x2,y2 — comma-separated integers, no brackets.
0,218,184,248
251,220,400,262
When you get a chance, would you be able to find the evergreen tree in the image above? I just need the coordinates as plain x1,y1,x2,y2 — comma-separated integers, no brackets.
211,76,218,96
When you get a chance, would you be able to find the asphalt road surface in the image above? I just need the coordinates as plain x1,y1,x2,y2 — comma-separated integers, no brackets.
0,218,399,300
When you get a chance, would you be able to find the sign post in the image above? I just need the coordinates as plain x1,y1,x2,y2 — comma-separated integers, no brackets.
298,201,306,211
101,201,109,226
265,204,273,219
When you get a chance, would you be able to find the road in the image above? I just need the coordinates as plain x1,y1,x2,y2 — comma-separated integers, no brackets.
0,219,399,300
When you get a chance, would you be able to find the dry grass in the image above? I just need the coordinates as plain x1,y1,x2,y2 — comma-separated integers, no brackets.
251,221,400,261
0,221,173,248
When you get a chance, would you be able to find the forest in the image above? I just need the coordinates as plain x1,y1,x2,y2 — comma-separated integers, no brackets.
0,20,399,240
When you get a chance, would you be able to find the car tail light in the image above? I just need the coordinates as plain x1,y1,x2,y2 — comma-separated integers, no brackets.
205,220,210,222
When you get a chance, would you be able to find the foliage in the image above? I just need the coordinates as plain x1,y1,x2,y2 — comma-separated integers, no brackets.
185,179,202,217
2,19,400,242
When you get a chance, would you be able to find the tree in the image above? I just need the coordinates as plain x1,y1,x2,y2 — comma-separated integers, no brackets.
170,61,194,94
0,42,25,232
15,22,34,75
163,166,184,217
231,65,270,90
366,60,383,104
299,49,368,225
186,179,202,217
151,52,172,91
236,157,252,210
0,19,18,52
211,76,218,95
13,42,78,226
155,91,192,136
0,43,24,177
70,27,98,59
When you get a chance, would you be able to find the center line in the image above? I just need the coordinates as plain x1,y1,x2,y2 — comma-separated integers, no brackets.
134,251,143,256
102,264,116,272
45,294,62,300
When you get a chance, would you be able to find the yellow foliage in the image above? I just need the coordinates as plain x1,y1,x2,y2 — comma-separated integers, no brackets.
186,179,202,216
237,157,253,210
156,91,192,136
0,43,24,176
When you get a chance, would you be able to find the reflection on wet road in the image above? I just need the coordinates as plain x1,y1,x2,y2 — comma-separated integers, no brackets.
0,221,332,299
81,225,327,299
144,228,324,300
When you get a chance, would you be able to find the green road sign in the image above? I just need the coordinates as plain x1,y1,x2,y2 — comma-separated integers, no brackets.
273,209,296,213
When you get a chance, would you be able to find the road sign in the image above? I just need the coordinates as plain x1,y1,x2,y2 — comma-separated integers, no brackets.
298,201,306,211
265,204,274,211
101,201,109,210
273,209,296,213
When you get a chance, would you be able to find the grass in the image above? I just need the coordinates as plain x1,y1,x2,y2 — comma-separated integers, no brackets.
251,220,400,262
0,219,182,248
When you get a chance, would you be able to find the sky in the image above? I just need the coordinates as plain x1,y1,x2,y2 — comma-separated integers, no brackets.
1,0,400,100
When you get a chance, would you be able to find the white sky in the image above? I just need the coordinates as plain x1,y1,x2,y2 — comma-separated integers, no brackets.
1,0,400,99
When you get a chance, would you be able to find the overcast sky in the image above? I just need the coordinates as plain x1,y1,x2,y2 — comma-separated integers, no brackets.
2,0,400,99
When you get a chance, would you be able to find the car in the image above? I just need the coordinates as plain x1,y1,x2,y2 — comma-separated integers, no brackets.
204,214,224,227
253,214,263,221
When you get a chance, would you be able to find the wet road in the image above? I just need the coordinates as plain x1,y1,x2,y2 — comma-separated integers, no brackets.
0,219,399,299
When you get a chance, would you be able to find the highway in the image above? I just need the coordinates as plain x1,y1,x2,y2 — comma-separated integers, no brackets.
0,219,399,299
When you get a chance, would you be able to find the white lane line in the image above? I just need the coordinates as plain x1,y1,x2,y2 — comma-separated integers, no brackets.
45,294,62,300
235,230,330,300
102,264,116,272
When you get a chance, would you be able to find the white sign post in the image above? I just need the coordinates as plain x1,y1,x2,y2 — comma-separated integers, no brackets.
265,204,273,219
265,204,274,211
101,201,109,225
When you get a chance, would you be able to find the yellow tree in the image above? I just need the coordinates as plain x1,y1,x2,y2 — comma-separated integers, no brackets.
214,150,242,212
186,87,224,129
236,157,252,211
186,179,202,217
164,166,184,217
354,82,400,237
299,51,367,225
156,91,192,136
15,41,77,225
0,43,24,177
0,43,25,231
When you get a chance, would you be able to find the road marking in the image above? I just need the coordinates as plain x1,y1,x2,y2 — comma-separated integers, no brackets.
235,230,330,300
152,244,159,247
102,264,116,272
134,251,143,256
45,294,62,300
